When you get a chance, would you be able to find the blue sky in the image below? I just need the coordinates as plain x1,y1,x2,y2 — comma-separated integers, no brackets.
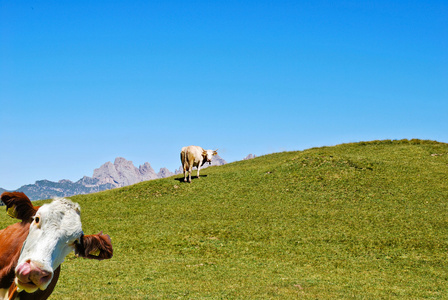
1,0,447,190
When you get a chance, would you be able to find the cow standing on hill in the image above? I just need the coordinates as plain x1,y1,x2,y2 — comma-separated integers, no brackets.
180,146,218,183
0,192,113,300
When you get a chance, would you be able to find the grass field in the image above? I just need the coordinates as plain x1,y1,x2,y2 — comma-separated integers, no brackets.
1,139,447,299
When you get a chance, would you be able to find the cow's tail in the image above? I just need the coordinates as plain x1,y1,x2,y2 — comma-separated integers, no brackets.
180,151,185,168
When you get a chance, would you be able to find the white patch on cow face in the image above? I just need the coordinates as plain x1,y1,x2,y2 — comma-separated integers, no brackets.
15,198,83,292
204,150,216,163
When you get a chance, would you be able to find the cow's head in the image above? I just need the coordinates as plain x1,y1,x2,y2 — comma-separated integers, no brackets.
13,197,113,293
202,149,218,165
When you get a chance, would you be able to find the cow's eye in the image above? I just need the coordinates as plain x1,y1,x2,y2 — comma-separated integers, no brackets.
68,239,80,247
34,216,40,224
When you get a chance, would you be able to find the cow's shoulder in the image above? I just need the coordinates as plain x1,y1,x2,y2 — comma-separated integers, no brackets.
0,222,30,264
0,222,30,290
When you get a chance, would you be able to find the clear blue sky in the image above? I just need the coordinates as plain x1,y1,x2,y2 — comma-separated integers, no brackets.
1,1,447,190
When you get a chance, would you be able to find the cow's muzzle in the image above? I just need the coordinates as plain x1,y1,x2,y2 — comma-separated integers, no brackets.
15,260,53,292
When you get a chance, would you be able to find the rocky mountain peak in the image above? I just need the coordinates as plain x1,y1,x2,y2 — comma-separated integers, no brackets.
157,167,173,178
139,162,158,181
243,154,256,160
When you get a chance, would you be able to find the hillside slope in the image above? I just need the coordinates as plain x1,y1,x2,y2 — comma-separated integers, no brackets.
1,139,447,299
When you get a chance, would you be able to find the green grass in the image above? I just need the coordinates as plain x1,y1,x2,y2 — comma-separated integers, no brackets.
1,139,447,299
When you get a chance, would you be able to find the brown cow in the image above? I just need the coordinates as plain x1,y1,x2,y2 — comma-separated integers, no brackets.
0,192,113,300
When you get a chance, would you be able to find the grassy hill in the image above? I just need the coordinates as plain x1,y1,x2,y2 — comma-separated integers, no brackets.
1,139,447,299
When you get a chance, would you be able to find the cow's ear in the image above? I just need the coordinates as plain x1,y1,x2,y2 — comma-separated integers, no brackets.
1,192,38,222
75,232,113,260
202,150,207,156
213,149,218,155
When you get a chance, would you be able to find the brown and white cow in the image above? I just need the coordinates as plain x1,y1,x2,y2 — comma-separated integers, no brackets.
0,192,113,300
180,145,218,183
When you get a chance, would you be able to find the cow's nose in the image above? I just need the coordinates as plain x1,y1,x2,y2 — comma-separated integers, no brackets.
16,261,32,283
30,266,52,287
16,261,53,288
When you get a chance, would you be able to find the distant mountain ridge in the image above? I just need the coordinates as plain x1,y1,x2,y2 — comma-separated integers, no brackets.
0,155,227,201
91,157,163,188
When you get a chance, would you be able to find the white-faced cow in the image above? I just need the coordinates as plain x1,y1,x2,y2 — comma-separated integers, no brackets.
180,146,218,183
0,192,113,300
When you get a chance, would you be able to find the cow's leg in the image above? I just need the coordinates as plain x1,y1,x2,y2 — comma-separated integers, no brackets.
183,164,188,182
197,165,201,179
188,165,192,183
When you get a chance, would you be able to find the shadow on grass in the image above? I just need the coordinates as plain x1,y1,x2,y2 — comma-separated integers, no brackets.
174,175,208,182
